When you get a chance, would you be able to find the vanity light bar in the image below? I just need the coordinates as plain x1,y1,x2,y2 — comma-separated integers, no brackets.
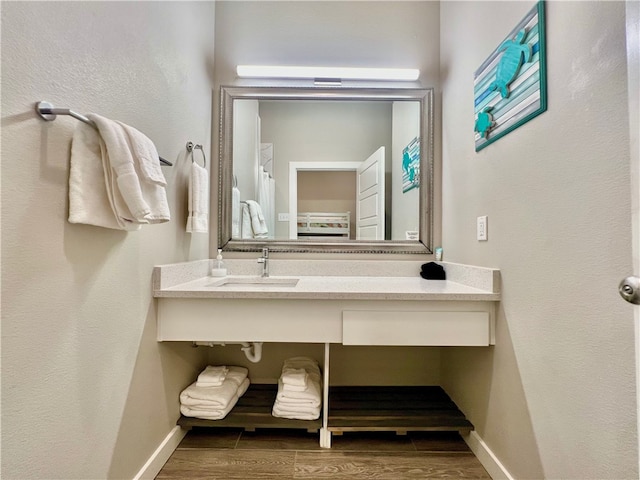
236,65,420,82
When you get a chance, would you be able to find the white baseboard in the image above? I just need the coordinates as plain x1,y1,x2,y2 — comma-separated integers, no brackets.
463,430,514,480
133,425,187,480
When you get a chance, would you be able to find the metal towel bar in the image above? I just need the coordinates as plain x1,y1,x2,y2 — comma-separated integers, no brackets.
35,101,173,166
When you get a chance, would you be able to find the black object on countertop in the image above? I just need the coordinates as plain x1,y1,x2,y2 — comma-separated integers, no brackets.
420,262,446,280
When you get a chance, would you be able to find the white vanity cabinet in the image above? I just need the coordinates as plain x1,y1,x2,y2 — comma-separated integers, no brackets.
153,260,500,447
157,298,495,346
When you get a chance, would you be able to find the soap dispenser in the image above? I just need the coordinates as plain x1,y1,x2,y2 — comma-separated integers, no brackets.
211,249,227,277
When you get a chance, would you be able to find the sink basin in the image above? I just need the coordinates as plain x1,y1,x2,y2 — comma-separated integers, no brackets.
207,277,300,288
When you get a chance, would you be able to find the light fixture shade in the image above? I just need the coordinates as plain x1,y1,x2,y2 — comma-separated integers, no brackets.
236,65,420,82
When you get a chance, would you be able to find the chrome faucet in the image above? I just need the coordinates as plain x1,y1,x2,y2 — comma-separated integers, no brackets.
257,247,269,277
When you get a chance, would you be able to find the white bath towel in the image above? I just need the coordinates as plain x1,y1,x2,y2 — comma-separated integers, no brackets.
272,402,320,421
85,113,170,225
181,378,250,420
186,161,209,233
245,200,268,238
273,357,322,420
196,365,229,387
180,366,248,409
69,123,139,230
232,186,241,238
275,377,321,408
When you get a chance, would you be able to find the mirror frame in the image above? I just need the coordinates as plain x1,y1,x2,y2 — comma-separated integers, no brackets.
218,85,434,254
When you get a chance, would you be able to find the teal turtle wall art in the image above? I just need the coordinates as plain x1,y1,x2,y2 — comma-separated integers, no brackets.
473,0,547,152
490,29,532,99
475,106,495,139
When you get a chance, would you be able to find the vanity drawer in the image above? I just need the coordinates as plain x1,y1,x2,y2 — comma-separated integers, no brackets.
342,310,490,346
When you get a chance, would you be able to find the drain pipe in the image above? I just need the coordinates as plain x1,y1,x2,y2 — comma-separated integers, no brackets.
192,341,263,363
240,342,263,363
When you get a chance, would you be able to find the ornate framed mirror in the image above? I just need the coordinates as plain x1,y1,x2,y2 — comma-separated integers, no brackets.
218,86,434,254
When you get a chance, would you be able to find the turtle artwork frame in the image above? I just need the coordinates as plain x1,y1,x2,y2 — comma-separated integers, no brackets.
473,0,547,151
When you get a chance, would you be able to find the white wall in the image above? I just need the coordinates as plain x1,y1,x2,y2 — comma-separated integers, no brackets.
233,99,260,203
1,2,214,478
440,1,636,478
392,101,421,239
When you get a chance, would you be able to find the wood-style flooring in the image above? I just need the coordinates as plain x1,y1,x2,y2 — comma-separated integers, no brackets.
156,428,491,479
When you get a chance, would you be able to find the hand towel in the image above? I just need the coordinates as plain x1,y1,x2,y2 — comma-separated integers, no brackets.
117,121,170,224
69,123,134,230
87,113,170,225
116,122,167,186
181,378,250,420
283,357,321,375
246,200,268,238
186,161,209,233
241,203,253,239
196,365,229,387
87,114,151,223
232,186,241,238
180,366,248,409
282,368,308,387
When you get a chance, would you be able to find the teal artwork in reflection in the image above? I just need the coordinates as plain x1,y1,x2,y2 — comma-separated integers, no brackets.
474,0,547,151
402,137,420,193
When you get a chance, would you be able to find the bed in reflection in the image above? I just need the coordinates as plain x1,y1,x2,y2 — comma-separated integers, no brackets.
297,212,350,239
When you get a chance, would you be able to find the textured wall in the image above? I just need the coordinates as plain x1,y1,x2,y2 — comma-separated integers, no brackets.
440,1,636,478
1,2,214,478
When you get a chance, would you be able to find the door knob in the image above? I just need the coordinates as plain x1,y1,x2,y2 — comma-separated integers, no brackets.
619,276,640,305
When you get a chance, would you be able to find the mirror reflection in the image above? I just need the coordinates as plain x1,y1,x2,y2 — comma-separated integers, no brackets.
219,86,433,254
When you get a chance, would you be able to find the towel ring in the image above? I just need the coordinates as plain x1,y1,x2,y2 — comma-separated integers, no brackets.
186,141,206,168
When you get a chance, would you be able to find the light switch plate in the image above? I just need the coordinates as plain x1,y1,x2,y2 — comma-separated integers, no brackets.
477,216,488,241
278,213,289,222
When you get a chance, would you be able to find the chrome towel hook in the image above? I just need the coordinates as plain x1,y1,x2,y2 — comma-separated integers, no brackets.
186,141,206,168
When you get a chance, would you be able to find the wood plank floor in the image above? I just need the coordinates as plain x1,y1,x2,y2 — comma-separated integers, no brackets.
156,428,491,479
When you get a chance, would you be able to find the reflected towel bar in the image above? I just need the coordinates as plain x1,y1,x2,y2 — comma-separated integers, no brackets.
35,101,173,166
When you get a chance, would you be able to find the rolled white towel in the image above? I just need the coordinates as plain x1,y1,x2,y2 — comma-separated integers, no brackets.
180,366,248,410
181,378,250,420
196,365,229,387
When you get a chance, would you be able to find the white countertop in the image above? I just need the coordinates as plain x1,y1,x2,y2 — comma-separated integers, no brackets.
153,272,500,301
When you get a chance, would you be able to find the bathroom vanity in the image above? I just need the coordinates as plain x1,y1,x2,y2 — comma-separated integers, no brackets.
153,258,500,447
